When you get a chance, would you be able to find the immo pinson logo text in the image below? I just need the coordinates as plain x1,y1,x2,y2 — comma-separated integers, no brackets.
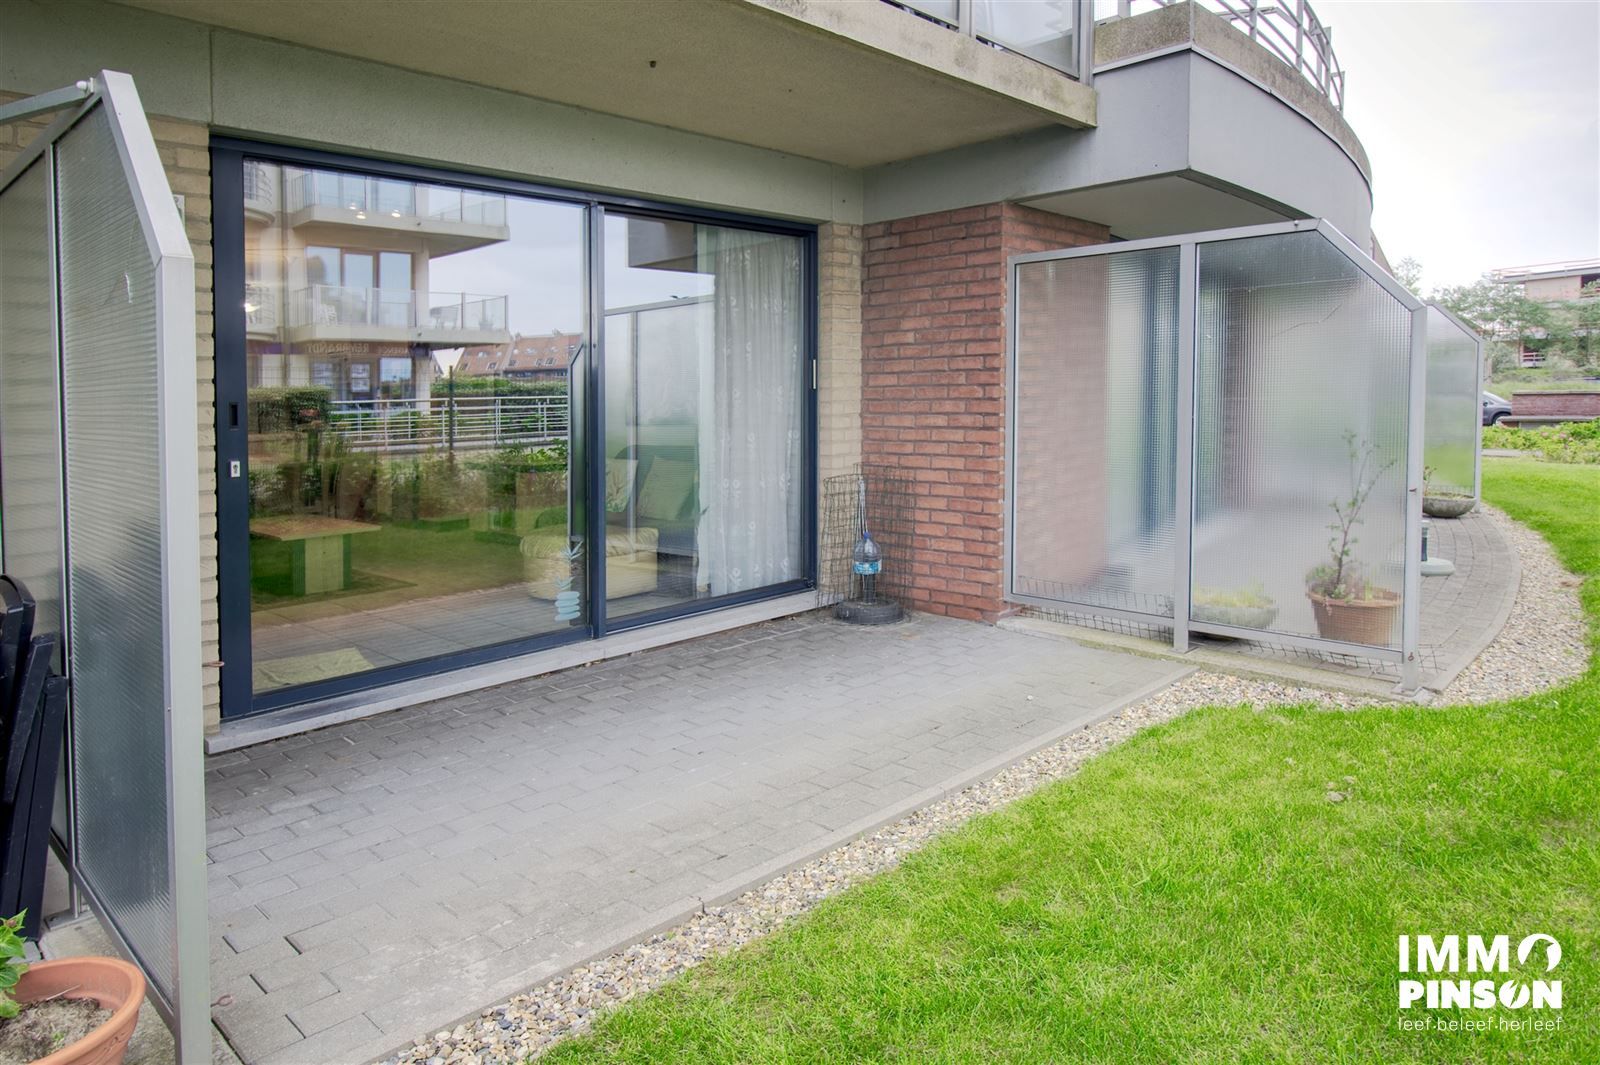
1398,934,1562,1010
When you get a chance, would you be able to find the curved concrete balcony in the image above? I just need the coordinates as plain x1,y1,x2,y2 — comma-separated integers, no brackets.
864,0,1375,251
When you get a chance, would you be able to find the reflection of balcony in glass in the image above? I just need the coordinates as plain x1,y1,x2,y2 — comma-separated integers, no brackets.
244,281,278,336
243,159,278,221
283,170,509,254
286,284,509,347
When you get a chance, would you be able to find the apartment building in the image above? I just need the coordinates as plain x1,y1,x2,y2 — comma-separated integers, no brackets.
0,5,1443,1051
3,0,1383,734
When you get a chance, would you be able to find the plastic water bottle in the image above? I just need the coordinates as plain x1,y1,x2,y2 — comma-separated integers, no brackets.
852,495,882,603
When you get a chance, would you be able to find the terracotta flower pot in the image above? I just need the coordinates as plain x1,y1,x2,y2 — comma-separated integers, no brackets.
1307,590,1400,646
12,957,145,1065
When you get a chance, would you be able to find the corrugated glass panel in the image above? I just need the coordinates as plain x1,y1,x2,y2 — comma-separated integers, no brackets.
1424,306,1479,498
1013,248,1180,616
56,107,177,996
0,160,64,639
1192,232,1412,648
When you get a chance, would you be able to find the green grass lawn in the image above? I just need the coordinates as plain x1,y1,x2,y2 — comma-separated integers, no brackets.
545,459,1600,1064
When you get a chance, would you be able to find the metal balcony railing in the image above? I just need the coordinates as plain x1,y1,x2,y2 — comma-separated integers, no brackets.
885,0,1345,110
1114,0,1345,110
242,159,278,215
244,281,276,330
288,285,508,334
325,394,569,452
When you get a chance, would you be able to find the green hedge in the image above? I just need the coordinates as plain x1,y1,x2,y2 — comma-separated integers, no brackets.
431,376,569,398
248,387,331,433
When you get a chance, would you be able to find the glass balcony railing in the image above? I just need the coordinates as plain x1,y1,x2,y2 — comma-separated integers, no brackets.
285,172,508,228
890,0,1084,77
424,187,508,227
288,285,508,334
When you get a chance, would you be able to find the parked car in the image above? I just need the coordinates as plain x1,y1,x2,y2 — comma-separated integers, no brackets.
1482,391,1512,426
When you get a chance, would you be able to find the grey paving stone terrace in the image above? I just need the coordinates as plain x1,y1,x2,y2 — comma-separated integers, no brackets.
204,610,1187,1064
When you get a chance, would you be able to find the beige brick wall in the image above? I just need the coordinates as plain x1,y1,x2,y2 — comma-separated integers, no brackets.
148,115,221,733
817,222,864,487
0,97,221,731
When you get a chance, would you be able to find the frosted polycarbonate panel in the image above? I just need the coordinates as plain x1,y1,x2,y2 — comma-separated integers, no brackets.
0,161,65,640
1013,248,1180,615
56,108,177,997
1424,306,1480,498
1192,232,1412,648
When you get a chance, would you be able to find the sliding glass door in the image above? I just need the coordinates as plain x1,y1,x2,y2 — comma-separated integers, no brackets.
601,214,806,620
233,157,588,704
219,146,813,716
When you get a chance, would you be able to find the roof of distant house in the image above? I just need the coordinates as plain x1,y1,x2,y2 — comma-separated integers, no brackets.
452,331,582,375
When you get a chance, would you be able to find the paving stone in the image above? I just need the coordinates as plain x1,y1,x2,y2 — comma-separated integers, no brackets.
207,611,1185,1063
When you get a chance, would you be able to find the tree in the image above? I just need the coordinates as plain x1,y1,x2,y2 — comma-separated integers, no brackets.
1382,260,1597,373
1393,256,1423,294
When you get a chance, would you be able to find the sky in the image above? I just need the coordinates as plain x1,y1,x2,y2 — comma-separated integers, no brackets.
427,201,715,348
1319,0,1600,289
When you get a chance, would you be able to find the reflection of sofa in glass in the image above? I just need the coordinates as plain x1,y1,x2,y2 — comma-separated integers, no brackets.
520,508,659,601
518,444,700,601
608,445,699,559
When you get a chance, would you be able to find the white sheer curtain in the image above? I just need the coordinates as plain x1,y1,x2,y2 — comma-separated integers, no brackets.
695,226,804,596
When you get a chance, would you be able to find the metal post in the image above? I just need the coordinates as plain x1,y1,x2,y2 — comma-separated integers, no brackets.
1294,0,1305,76
956,0,974,36
1470,315,1485,503
1076,0,1096,83
1400,305,1428,692
1172,241,1198,653
0,80,94,125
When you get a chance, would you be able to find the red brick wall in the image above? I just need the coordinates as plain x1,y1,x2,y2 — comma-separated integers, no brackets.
860,203,1109,621
1511,391,1600,419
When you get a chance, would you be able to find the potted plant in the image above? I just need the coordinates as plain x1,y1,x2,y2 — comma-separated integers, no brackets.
1305,432,1401,645
1422,464,1476,518
1191,583,1278,630
0,914,145,1065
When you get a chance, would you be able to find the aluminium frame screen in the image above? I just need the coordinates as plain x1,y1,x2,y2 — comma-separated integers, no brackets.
1192,231,1413,650
0,73,208,1062
1012,247,1180,617
1007,220,1425,679
1423,305,1483,500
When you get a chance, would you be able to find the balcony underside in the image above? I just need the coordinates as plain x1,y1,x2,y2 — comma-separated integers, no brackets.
285,205,510,256
283,324,510,348
1025,173,1291,240
110,0,1096,168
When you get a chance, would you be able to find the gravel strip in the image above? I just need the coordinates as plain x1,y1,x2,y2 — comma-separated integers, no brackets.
1437,503,1589,703
387,507,1588,1065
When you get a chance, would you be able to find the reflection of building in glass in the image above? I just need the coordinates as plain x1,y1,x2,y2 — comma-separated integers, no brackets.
243,160,512,404
453,331,582,380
